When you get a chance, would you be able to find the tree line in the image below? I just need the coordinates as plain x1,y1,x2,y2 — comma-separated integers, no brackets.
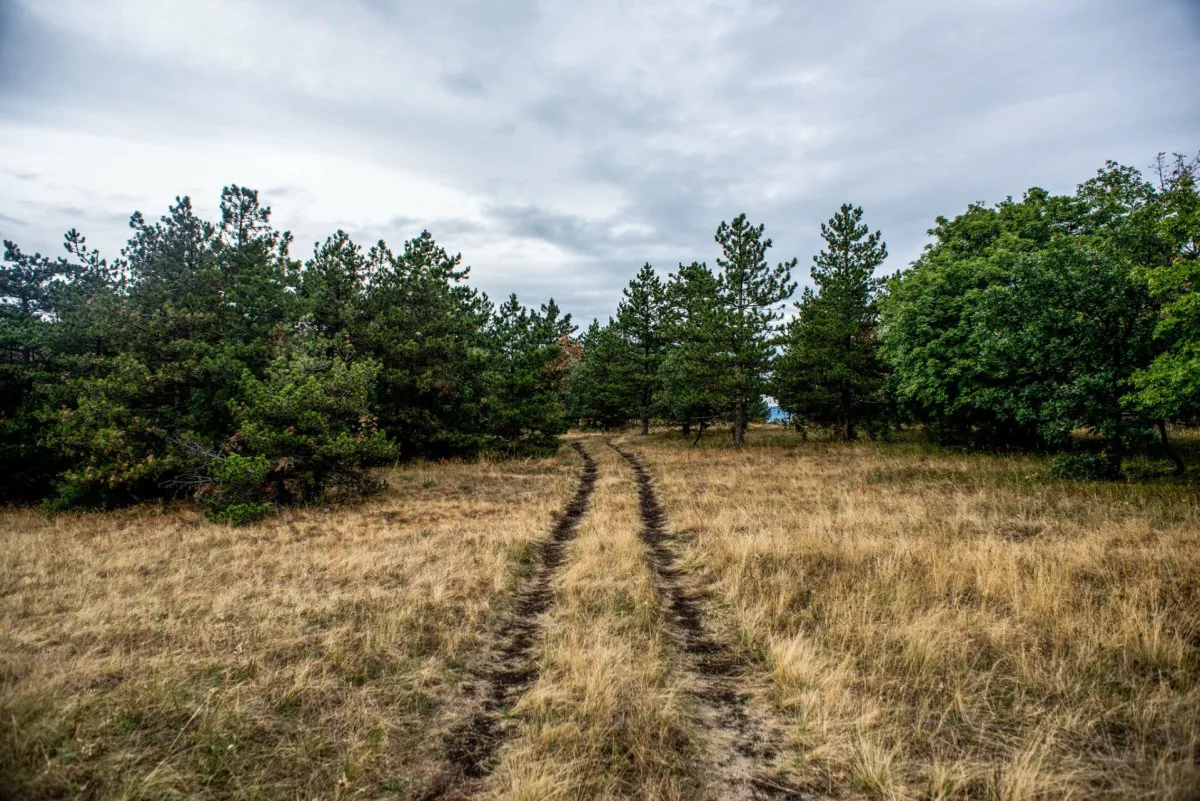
570,153,1199,478
570,204,892,443
2,153,1196,518
1,188,573,520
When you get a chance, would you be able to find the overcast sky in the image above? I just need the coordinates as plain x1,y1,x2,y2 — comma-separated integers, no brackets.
2,0,1197,324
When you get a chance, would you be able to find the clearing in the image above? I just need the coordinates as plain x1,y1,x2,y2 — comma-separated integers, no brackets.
2,429,1198,799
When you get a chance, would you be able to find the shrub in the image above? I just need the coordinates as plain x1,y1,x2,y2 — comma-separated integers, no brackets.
199,453,273,523
44,356,181,508
1050,453,1121,481
231,341,396,504
207,502,273,526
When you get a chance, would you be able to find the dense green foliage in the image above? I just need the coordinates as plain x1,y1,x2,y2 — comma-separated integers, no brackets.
1128,155,1200,428
570,216,796,445
879,155,1199,475
4,152,1197,514
566,153,1198,476
1,189,573,516
774,204,889,440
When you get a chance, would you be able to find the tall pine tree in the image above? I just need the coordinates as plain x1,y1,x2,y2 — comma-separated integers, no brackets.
713,215,796,446
482,295,575,454
660,261,724,439
568,319,635,429
774,203,888,440
362,231,492,456
613,263,672,434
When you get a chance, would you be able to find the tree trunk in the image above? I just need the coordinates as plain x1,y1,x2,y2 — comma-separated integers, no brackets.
733,400,746,447
1105,415,1124,479
641,416,650,436
842,387,856,441
1158,420,1186,476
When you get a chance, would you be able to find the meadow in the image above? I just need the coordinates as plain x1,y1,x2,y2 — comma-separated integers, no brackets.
2,428,1198,800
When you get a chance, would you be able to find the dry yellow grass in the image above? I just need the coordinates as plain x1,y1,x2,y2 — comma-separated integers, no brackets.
480,437,702,800
627,426,1200,800
0,455,578,799
3,428,1199,800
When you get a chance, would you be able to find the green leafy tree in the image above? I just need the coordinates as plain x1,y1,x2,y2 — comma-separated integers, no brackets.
1128,153,1200,472
713,214,797,446
774,204,887,440
881,163,1169,475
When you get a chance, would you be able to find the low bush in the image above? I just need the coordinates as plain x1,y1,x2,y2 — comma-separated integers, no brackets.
1050,453,1121,481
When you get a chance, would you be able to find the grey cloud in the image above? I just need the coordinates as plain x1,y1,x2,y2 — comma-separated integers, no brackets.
524,76,677,137
484,204,659,258
1,0,1197,325
441,70,486,98
425,218,487,238
349,215,488,247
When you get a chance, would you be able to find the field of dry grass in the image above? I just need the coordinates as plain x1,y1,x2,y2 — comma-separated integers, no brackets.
632,427,1200,800
3,428,1198,800
0,455,579,799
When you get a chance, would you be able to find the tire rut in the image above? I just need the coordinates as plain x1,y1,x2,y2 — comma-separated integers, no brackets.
608,441,810,800
420,442,598,800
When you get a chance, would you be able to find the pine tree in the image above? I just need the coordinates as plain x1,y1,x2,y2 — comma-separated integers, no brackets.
362,231,492,456
613,263,672,434
214,185,297,368
659,261,724,440
713,214,796,446
299,230,368,341
569,319,636,429
482,294,575,454
0,241,66,499
774,204,887,440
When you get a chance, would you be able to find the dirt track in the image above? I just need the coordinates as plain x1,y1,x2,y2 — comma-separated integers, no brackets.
424,440,808,799
608,441,809,800
421,442,598,799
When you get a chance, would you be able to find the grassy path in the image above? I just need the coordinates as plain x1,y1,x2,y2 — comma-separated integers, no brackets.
609,441,808,800
423,443,599,798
